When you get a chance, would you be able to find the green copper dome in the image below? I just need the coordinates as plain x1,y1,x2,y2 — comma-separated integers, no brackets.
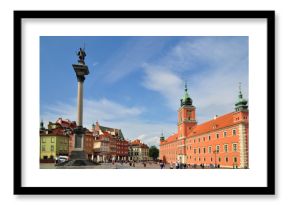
180,82,192,106
235,83,248,111
160,131,165,141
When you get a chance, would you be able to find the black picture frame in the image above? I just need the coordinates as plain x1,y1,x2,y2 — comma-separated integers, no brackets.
14,10,275,195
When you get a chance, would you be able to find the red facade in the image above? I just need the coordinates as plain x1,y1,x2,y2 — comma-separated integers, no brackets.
160,86,249,168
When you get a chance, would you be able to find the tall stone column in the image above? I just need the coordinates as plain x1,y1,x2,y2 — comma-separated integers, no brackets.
74,76,85,151
71,48,89,158
77,76,84,127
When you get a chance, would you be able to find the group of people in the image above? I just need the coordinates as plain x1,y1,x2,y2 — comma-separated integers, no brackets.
171,162,188,169
159,161,221,169
159,161,187,169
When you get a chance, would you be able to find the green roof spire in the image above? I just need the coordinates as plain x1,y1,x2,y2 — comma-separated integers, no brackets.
180,81,192,106
238,82,243,99
160,130,165,141
184,81,189,98
235,82,248,111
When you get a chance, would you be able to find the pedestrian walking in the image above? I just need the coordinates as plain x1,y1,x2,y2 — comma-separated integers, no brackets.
160,161,164,169
175,162,179,169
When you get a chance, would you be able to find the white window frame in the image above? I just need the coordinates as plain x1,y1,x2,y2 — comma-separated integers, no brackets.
224,144,228,153
208,146,212,154
216,145,220,153
232,129,237,136
232,143,238,152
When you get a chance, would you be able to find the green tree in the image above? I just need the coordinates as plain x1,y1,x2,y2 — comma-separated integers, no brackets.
149,146,159,160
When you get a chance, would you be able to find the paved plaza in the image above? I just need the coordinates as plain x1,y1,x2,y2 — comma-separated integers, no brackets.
41,162,166,169
40,162,224,169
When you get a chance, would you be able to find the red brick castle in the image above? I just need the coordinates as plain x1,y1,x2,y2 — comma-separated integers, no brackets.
159,83,249,168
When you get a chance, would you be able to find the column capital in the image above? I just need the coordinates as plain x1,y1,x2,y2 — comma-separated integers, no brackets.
77,75,85,82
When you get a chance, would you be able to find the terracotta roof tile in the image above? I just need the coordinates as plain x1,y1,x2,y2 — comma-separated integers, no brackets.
161,112,241,144
189,112,235,137
161,133,178,144
131,139,141,145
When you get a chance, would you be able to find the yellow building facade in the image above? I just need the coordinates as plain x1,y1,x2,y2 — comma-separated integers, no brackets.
40,134,69,160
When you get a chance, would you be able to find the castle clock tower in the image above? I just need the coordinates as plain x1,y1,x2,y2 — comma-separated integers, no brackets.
178,83,197,138
177,83,197,163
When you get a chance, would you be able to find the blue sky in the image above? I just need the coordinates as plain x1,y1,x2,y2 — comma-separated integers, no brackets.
40,36,248,147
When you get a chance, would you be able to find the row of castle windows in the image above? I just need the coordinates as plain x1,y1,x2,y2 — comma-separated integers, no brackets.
162,143,238,155
162,129,237,149
163,155,238,164
188,129,237,143
189,156,238,164
192,143,238,154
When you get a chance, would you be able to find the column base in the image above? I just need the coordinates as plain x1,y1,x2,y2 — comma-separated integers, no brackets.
70,151,87,160
55,151,97,167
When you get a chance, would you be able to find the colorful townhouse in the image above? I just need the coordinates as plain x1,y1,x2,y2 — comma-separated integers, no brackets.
91,122,129,162
39,121,70,161
128,139,150,162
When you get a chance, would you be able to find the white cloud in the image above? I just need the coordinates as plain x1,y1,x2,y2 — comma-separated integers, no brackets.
41,98,175,147
141,37,248,123
85,98,144,121
42,98,143,127
142,64,184,110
